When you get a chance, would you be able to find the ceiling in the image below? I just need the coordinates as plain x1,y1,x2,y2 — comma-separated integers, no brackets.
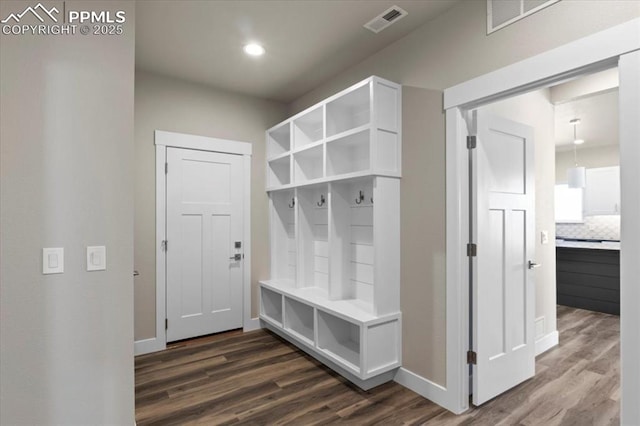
554,90,619,151
135,1,460,103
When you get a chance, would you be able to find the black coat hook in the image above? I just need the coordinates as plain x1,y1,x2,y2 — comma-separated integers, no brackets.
355,190,364,204
317,194,325,207
289,198,295,208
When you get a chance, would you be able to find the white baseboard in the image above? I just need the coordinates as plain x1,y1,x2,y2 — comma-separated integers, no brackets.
135,320,261,356
394,367,462,414
535,330,559,356
134,337,166,356
243,317,262,332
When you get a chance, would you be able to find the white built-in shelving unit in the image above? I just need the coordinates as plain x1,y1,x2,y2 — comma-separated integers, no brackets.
260,76,401,390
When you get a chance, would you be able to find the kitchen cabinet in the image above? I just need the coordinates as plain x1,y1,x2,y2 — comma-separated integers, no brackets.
584,166,620,216
556,245,620,315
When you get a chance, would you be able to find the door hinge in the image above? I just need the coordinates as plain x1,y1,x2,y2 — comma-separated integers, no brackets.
165,318,168,330
161,240,168,251
165,162,168,174
467,135,477,149
467,350,477,365
467,243,477,257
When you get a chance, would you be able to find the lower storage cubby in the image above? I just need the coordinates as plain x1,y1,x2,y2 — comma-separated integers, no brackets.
259,281,401,388
261,287,283,326
284,297,314,345
317,311,361,372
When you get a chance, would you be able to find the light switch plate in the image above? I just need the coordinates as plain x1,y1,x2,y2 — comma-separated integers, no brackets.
541,231,549,245
87,246,106,271
43,248,64,274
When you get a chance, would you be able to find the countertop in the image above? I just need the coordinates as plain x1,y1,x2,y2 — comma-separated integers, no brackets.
556,239,620,251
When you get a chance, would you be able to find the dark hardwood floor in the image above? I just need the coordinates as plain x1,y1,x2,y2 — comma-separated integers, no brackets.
135,305,619,425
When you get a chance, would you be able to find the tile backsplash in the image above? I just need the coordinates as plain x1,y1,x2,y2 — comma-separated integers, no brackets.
556,215,620,241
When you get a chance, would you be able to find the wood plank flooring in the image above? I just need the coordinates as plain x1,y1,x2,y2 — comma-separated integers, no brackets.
135,305,619,425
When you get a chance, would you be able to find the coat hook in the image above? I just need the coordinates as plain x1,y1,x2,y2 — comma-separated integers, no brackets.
355,190,364,204
317,194,325,207
289,197,295,208
371,197,374,204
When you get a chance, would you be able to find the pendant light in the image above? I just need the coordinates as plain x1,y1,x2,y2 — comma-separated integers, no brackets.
567,118,586,188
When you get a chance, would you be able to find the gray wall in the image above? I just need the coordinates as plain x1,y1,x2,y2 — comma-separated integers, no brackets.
0,1,135,424
134,71,288,340
287,0,639,387
400,87,446,384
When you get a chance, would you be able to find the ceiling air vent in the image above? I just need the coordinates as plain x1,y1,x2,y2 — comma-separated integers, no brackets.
364,5,407,34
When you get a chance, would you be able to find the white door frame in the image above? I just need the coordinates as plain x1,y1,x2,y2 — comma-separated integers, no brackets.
442,18,640,419
147,130,253,354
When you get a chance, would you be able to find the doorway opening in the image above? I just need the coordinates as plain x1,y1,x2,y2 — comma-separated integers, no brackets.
134,130,253,356
443,21,639,421
464,67,621,415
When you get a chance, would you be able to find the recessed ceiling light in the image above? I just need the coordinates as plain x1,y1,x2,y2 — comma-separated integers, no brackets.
573,139,585,145
243,43,265,57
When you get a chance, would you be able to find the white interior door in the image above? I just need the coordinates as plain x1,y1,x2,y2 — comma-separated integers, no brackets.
166,147,243,342
472,111,536,405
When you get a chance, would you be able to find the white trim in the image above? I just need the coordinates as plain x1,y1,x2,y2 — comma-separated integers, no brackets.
445,108,471,414
487,0,560,35
619,50,640,426
242,154,254,333
154,131,253,353
155,130,252,156
443,19,640,415
154,145,167,354
535,331,559,357
134,337,165,356
394,368,460,414
445,18,640,110
243,317,262,332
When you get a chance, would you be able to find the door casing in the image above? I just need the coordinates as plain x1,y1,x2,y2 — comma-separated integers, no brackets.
141,131,253,355
441,18,640,420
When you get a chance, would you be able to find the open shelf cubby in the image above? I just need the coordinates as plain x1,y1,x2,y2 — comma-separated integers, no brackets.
267,123,291,158
329,178,374,312
317,311,361,371
297,184,329,295
326,128,370,177
261,287,283,326
268,155,291,187
294,144,324,183
284,297,315,344
293,106,323,149
270,190,297,284
326,83,370,137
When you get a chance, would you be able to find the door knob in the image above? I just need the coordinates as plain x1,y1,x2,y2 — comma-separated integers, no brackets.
229,253,242,261
528,261,541,269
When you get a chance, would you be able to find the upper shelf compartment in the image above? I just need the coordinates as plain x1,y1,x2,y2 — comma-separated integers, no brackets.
268,122,291,158
293,106,323,149
326,82,370,137
265,76,401,191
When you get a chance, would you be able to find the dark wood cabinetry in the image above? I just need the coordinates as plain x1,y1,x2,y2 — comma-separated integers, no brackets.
556,247,620,315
